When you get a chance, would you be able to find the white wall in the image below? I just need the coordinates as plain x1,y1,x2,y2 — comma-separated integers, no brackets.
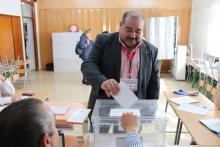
0,0,22,16
189,0,220,58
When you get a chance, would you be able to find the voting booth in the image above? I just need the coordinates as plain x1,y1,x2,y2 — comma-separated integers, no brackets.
92,100,168,147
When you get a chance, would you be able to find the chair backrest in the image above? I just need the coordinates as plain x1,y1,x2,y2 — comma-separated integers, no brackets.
198,79,205,87
212,88,217,98
205,83,213,92
12,74,20,83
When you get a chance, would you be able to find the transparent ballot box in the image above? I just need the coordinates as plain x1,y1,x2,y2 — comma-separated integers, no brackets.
91,100,168,147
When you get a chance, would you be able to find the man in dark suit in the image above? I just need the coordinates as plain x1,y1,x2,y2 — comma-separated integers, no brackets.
81,10,160,120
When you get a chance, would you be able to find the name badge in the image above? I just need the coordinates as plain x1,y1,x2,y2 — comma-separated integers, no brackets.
120,78,138,91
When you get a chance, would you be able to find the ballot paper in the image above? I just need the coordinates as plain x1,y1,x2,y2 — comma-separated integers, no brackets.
169,96,199,105
50,106,69,115
21,96,30,99
112,81,138,108
110,109,140,117
0,97,12,105
67,108,91,123
200,119,220,136
0,106,6,112
177,104,209,115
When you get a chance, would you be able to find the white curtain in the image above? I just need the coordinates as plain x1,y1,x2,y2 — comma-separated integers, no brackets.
146,16,178,60
190,0,220,58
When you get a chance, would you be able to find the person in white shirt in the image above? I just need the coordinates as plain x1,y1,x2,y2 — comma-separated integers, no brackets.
121,112,142,147
0,75,15,96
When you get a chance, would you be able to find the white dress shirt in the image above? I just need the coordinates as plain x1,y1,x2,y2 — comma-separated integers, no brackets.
0,79,15,96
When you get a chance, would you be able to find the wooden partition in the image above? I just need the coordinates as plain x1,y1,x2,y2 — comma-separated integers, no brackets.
0,15,23,61
38,8,191,69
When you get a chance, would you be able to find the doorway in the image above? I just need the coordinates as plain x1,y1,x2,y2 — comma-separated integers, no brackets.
21,2,38,70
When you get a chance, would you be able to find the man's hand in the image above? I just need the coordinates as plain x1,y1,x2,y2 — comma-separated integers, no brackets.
120,112,139,133
101,79,120,97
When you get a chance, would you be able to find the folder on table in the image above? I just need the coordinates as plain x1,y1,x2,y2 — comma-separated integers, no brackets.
200,118,220,136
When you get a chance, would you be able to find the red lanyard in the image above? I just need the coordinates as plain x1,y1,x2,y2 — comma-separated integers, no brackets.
121,45,137,61
121,45,138,78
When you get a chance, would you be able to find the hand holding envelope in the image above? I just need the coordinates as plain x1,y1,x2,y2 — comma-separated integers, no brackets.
101,79,120,97
112,81,138,108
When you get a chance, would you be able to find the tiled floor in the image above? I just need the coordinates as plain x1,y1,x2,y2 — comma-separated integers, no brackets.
23,71,194,146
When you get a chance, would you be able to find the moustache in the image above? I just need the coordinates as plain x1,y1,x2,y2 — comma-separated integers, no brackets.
126,38,136,41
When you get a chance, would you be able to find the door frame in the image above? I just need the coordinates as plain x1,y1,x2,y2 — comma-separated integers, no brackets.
21,0,39,70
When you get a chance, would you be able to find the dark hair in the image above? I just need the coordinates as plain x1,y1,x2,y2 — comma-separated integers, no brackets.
121,10,144,25
83,28,91,35
0,98,54,147
102,31,109,33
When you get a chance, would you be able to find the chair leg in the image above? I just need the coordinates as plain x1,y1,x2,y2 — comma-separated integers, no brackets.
58,130,65,147
165,100,169,113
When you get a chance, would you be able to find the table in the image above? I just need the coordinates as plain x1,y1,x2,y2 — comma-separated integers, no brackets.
15,89,52,101
46,101,88,147
46,101,87,125
164,91,220,146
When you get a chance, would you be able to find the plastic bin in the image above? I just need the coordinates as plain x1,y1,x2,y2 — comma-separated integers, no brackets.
91,100,168,147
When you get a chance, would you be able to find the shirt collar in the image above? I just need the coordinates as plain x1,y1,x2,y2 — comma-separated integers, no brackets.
119,37,142,50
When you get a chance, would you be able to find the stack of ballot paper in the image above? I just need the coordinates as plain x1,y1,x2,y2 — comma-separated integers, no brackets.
0,106,6,112
169,96,209,115
177,104,209,115
67,108,91,123
169,96,199,105
200,119,220,136
0,97,12,105
110,109,140,117
50,106,69,115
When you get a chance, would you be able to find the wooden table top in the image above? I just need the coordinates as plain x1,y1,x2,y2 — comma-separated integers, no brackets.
175,110,220,146
46,101,87,125
15,89,52,101
164,91,220,146
164,91,216,110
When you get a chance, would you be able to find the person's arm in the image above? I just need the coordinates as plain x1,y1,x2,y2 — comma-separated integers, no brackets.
81,34,107,86
0,78,15,96
81,34,120,96
126,133,142,147
121,113,142,147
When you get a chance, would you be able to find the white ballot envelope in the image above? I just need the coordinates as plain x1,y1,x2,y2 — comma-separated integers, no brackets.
112,81,138,108
110,109,140,117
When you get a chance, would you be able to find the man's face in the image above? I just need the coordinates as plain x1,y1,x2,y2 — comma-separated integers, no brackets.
86,31,92,40
119,16,144,48
45,105,59,147
50,121,59,147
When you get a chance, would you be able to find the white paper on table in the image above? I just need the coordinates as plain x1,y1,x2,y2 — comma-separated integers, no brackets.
200,118,220,134
169,96,199,105
0,106,6,112
112,81,138,108
0,97,12,105
177,104,209,115
110,109,140,117
67,108,91,123
50,106,69,115
21,96,30,99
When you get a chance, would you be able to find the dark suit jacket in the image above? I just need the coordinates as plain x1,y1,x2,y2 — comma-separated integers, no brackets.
81,32,160,114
